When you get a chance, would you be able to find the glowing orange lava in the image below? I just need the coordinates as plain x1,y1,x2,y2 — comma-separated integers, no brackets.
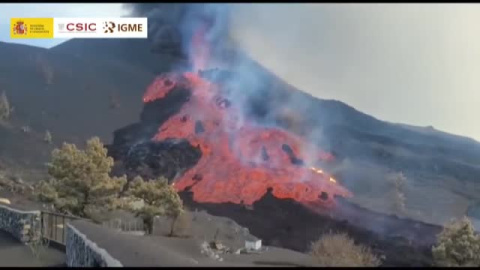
141,23,352,208
143,72,352,208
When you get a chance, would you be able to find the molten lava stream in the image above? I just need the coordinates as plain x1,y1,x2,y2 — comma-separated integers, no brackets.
146,71,352,209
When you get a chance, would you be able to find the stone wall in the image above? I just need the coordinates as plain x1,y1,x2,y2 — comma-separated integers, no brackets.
66,223,123,267
0,204,41,243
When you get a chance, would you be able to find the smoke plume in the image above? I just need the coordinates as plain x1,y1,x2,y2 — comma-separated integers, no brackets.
124,3,232,67
124,3,328,175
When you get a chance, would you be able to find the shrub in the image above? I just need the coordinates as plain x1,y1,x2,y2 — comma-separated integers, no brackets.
0,91,11,121
21,126,31,133
310,232,381,267
36,53,54,85
44,130,52,144
27,225,50,260
387,172,407,216
125,176,183,235
36,137,127,218
432,216,480,267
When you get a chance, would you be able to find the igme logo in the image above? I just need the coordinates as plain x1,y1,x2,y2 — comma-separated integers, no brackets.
103,21,115,33
103,21,144,34
117,23,144,32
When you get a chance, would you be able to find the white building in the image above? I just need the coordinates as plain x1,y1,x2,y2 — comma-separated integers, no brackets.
245,236,262,251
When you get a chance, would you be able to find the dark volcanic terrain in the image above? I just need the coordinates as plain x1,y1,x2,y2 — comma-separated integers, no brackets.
2,37,480,266
105,68,445,266
179,190,439,267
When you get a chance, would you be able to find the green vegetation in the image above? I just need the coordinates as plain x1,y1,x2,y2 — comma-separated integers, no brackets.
432,216,480,267
36,137,127,219
124,176,183,235
35,136,186,236
310,232,381,267
26,225,50,261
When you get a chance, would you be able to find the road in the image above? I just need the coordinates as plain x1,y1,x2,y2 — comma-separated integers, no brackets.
0,230,66,267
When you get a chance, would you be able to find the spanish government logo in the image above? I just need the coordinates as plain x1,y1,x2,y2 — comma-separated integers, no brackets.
12,20,28,35
10,18,54,39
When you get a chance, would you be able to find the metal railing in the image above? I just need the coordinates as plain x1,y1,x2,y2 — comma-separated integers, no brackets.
40,211,144,246
102,218,144,234
40,211,79,246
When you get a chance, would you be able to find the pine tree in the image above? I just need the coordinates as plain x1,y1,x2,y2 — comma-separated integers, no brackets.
432,216,480,267
125,176,183,235
36,137,127,218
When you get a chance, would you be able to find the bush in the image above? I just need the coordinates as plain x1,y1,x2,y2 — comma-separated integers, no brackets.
432,216,480,267
387,172,407,216
36,137,127,218
310,232,381,267
125,176,183,235
0,91,11,121
44,130,52,144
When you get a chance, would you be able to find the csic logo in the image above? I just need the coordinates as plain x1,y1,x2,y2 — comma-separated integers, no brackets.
103,21,115,33
12,21,27,35
58,22,96,33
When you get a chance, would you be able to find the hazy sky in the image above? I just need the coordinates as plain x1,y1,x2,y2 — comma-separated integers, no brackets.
2,3,480,140
231,4,480,141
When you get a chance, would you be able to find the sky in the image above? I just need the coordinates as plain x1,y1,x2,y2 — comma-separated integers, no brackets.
2,3,480,140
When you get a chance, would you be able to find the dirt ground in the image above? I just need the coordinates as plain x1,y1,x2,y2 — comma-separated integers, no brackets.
153,209,256,250
70,219,318,267
0,230,65,267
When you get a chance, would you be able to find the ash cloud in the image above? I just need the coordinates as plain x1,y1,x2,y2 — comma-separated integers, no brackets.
124,4,185,52
124,3,232,66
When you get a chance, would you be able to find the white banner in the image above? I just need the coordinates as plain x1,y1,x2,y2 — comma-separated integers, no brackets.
53,17,148,38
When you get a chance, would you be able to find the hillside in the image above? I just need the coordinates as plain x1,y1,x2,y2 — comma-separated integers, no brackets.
1,38,480,226
0,41,159,181
51,39,187,75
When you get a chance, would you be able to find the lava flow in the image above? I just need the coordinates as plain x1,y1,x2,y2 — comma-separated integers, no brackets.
142,71,352,208
141,22,352,209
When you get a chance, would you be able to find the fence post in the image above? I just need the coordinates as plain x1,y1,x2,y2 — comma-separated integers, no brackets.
49,213,53,239
40,212,44,239
62,216,65,244
55,215,58,242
